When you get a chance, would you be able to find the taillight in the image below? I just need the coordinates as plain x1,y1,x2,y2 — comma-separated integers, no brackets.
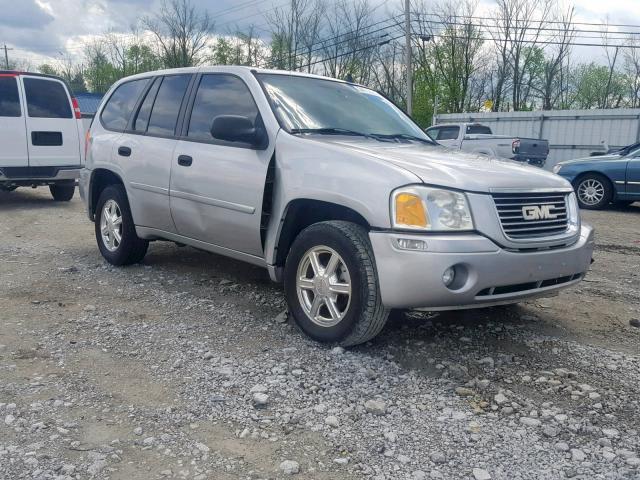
84,130,91,160
72,97,81,119
512,139,520,154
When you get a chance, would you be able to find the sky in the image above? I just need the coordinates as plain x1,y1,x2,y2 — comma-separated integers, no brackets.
1,0,639,68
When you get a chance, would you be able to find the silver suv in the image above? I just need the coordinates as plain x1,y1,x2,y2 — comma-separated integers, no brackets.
80,66,594,346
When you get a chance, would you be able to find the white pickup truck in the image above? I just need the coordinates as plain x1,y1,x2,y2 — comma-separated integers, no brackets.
425,123,549,167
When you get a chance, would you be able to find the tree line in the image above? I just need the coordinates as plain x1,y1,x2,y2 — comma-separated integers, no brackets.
10,0,640,127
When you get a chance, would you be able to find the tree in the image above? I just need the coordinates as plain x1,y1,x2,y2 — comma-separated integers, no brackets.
571,63,626,109
623,36,640,107
540,6,575,110
211,37,235,65
489,0,552,111
143,0,214,68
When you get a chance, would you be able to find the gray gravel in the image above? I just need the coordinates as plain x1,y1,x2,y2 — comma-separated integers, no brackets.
1,189,639,480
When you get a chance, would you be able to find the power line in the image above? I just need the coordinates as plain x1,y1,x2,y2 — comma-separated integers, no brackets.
300,34,403,70
416,12,640,30
413,18,640,45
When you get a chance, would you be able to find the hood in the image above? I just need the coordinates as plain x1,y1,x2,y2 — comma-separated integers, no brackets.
310,137,570,192
557,153,623,167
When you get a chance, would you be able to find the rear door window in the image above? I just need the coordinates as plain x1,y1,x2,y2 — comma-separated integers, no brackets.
146,75,191,136
466,125,492,135
437,126,460,140
101,78,150,132
133,77,162,132
186,74,260,143
0,76,21,117
23,78,72,118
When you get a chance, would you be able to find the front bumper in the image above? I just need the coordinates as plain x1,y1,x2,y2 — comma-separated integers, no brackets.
370,225,594,309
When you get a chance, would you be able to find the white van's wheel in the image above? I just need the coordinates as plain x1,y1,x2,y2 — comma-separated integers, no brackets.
284,221,389,346
95,184,148,265
50,184,75,201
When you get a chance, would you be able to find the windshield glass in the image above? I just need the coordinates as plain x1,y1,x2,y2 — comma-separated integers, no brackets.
257,73,433,142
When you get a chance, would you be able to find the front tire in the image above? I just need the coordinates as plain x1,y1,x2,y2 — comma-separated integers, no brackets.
95,184,148,265
50,184,75,201
574,174,612,210
284,221,389,347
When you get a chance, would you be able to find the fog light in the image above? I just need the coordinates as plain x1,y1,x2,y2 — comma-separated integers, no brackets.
396,238,428,251
442,267,455,286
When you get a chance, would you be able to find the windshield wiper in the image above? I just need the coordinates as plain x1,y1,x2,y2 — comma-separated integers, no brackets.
370,133,434,144
289,127,373,138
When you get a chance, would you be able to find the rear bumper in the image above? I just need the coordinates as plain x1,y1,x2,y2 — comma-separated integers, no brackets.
513,155,546,167
0,166,80,184
370,224,594,310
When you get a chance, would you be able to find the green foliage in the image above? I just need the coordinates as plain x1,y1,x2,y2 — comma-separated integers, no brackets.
211,38,235,65
571,62,627,109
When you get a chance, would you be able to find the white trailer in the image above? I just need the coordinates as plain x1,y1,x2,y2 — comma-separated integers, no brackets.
434,108,640,171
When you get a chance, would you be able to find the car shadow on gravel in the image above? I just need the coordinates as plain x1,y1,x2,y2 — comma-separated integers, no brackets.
0,189,76,211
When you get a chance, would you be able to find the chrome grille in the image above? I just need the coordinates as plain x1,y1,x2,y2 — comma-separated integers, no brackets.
492,192,569,239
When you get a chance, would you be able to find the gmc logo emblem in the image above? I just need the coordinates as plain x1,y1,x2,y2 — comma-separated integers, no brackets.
522,205,558,220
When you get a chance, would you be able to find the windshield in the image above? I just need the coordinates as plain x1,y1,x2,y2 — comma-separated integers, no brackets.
257,73,433,142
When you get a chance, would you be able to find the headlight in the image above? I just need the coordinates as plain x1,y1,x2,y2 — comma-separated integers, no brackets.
391,186,474,231
567,192,580,227
552,164,563,174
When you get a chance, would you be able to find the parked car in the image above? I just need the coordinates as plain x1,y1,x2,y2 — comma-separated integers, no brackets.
425,122,549,167
0,71,83,200
80,66,594,346
553,146,640,209
590,141,640,157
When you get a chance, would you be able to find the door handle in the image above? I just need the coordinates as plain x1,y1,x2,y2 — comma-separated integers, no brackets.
118,146,132,157
178,155,193,167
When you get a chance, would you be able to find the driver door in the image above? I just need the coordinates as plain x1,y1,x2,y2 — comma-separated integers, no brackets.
170,73,274,257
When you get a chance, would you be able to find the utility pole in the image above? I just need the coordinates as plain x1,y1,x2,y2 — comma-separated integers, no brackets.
3,44,14,69
404,0,412,116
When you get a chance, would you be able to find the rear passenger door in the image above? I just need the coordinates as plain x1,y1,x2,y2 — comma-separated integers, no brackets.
170,73,273,256
119,74,193,233
0,74,28,168
20,75,81,167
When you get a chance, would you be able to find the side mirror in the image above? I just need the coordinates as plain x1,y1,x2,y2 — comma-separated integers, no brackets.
210,115,267,148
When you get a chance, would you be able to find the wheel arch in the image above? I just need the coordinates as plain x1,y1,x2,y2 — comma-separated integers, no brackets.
89,168,125,220
572,170,616,192
271,199,371,280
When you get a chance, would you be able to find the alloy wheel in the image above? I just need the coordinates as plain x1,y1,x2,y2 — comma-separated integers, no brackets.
577,178,605,206
100,199,123,252
296,246,352,327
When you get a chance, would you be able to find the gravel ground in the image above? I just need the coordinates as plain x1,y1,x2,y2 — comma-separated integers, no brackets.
1,188,639,480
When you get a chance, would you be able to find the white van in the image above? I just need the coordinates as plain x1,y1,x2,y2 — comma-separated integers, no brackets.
0,71,84,200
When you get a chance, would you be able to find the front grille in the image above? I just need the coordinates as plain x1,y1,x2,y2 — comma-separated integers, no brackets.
492,192,569,239
477,273,584,297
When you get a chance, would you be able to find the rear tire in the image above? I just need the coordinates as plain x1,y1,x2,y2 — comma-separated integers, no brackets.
574,173,612,210
50,184,75,201
284,221,389,347
95,184,148,265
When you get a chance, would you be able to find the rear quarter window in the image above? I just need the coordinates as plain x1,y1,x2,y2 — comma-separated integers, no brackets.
23,77,72,118
0,76,21,117
100,78,150,132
